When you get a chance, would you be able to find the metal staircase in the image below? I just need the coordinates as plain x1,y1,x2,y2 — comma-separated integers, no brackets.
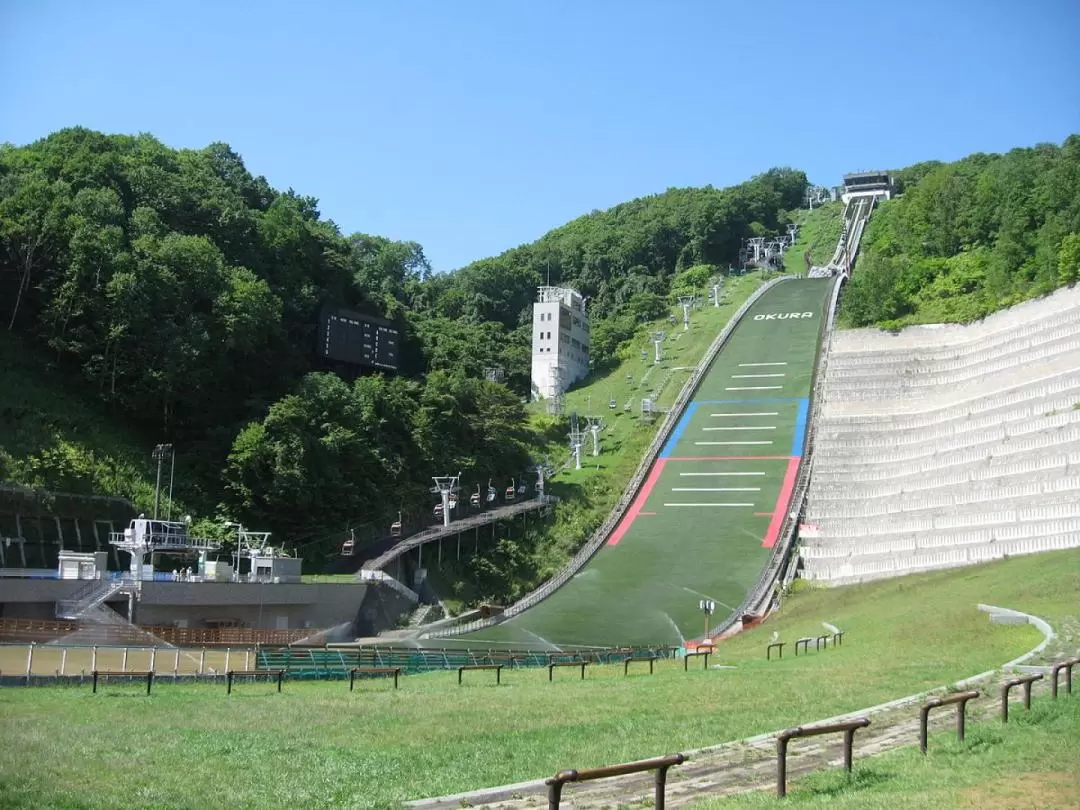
55,576,135,620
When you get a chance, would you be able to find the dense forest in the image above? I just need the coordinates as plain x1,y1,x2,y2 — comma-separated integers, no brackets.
841,135,1080,328
0,127,806,562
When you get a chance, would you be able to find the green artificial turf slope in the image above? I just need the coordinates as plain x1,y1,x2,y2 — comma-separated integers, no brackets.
465,279,834,648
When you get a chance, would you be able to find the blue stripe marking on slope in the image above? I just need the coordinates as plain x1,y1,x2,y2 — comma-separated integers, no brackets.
661,402,698,457
791,398,810,457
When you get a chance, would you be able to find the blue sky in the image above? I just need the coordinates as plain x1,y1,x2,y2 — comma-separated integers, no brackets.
2,0,1078,273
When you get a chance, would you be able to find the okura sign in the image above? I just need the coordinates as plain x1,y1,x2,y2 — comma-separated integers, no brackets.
753,311,816,320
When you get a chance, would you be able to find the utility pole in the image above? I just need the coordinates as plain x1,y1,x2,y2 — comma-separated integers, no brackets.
166,448,177,521
152,444,172,520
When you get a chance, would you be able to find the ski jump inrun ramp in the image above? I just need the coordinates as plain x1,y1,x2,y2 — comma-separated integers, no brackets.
444,279,835,650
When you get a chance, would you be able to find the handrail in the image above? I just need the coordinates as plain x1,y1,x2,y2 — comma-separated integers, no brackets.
226,669,285,694
545,753,686,810
428,276,792,638
1050,656,1079,697
92,669,154,694
775,717,870,798
919,690,979,753
1001,673,1042,722
349,667,401,690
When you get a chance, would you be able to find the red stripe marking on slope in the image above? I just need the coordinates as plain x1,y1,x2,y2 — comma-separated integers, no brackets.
639,511,657,516
753,512,773,517
608,459,667,546
762,457,800,549
662,456,793,462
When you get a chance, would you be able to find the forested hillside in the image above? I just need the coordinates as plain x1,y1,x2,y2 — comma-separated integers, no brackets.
0,127,805,560
841,135,1080,328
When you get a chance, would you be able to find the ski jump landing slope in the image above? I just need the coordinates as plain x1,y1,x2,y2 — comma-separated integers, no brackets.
463,280,834,650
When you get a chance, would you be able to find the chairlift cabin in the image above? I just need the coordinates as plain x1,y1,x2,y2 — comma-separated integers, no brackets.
486,479,497,503
340,530,356,557
505,479,516,502
433,503,444,519
517,479,527,495
470,485,481,508
448,495,458,511
390,512,402,537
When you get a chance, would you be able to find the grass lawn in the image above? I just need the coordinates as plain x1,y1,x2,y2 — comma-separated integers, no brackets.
462,279,834,648
1,549,1076,810
698,687,1080,809
785,201,845,272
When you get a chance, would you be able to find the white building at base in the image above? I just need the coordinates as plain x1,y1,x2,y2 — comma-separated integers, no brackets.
531,286,590,401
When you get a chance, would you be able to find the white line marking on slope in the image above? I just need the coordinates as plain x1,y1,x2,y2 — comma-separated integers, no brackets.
679,472,766,476
710,412,779,417
695,441,773,445
731,373,785,378
702,426,776,431
664,503,756,507
671,487,761,492
739,362,787,367
726,386,783,390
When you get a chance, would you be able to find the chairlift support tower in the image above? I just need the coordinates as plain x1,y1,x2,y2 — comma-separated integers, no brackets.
710,280,723,308
677,295,695,331
586,416,605,457
651,331,666,364
532,462,552,500
567,416,587,471
431,472,461,529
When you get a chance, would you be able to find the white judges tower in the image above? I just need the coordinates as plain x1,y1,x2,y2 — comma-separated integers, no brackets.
531,286,590,403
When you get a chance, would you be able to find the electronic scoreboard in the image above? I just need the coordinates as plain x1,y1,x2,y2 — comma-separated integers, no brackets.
317,306,399,371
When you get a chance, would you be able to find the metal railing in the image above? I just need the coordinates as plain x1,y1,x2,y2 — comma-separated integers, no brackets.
775,717,871,798
55,577,135,620
545,754,687,810
428,276,792,638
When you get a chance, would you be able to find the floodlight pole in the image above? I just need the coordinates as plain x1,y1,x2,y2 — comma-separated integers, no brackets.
700,599,715,639
652,331,665,364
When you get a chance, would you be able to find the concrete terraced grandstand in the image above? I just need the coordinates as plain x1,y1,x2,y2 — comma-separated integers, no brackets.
801,283,1080,584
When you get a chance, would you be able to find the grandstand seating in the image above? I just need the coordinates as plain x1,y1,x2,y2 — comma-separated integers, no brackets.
801,285,1080,583
256,645,676,677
